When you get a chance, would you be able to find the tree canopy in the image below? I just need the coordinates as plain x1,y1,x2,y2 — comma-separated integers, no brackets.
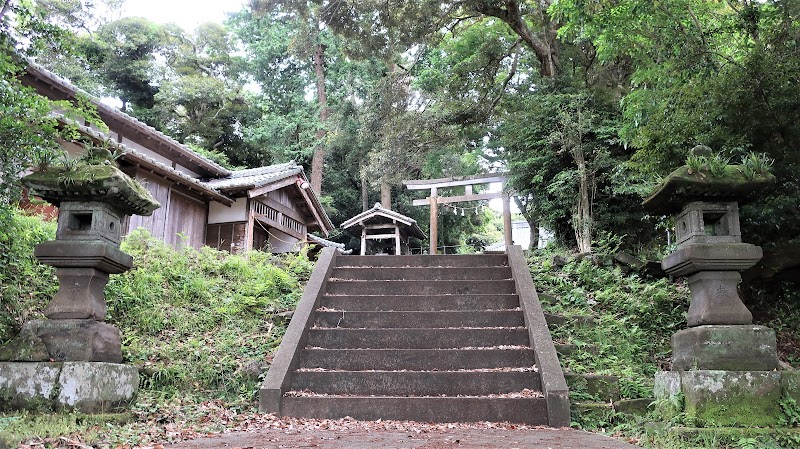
3,0,799,256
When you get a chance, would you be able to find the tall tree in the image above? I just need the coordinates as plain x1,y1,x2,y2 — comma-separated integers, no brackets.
249,0,331,194
553,0,800,247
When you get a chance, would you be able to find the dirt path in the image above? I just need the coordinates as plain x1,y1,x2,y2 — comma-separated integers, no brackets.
161,419,639,449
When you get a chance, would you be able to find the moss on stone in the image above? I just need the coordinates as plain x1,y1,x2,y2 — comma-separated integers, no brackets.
682,371,782,427
783,371,800,404
642,165,776,215
22,165,160,216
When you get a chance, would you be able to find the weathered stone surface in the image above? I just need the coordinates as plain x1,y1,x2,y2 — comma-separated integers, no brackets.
23,164,160,216
57,362,138,413
8,320,123,363
565,373,620,401
56,201,124,245
783,370,800,404
662,243,762,278
615,398,653,416
0,362,137,413
654,371,682,418
674,202,741,248
0,326,49,361
0,362,61,411
684,271,753,326
35,240,132,274
45,268,109,320
613,251,644,271
641,165,775,215
681,370,782,427
672,325,778,371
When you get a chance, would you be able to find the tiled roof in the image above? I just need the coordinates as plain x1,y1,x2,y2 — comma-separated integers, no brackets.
204,161,303,191
65,118,233,205
25,61,231,177
341,203,427,239
307,234,352,254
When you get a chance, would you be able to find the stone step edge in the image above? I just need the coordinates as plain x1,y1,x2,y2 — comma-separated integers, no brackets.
311,326,527,330
317,308,522,312
284,391,544,398
305,345,532,350
294,367,538,373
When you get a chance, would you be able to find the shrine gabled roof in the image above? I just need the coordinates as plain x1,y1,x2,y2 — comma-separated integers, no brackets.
204,162,304,191
205,161,334,234
23,61,232,178
341,203,427,240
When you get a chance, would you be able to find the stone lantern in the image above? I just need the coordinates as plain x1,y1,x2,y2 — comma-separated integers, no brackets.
643,147,798,427
0,162,159,412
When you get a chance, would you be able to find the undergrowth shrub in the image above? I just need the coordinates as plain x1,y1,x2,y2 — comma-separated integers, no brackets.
104,229,315,399
527,247,689,399
0,207,56,345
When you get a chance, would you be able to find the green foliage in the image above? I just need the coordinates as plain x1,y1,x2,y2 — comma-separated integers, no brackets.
0,209,56,345
528,247,688,398
780,395,800,428
741,152,774,180
105,229,313,396
0,49,76,207
501,89,649,251
685,154,708,174
555,0,800,248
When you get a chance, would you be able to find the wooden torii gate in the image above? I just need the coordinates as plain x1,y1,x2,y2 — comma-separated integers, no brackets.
403,173,512,255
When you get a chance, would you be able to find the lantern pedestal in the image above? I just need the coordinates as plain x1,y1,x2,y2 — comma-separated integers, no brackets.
0,164,159,412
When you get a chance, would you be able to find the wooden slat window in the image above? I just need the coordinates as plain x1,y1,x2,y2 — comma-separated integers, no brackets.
253,200,279,223
282,215,304,235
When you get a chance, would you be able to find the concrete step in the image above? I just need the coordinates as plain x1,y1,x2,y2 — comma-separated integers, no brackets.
331,266,512,281
306,328,530,349
299,348,536,371
291,371,541,396
314,310,525,329
321,294,520,311
555,343,599,355
326,280,516,296
538,292,558,305
335,254,508,268
565,373,620,401
545,313,596,327
281,396,548,425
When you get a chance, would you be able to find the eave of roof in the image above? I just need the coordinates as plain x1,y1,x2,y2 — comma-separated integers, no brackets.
341,203,426,239
66,119,233,206
23,61,232,178
207,161,335,234
205,162,303,191
306,233,350,253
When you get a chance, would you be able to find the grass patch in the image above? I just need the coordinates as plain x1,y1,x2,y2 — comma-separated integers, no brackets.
0,217,315,447
528,247,688,401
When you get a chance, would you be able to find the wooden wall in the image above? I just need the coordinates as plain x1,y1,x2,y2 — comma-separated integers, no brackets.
205,222,248,253
125,171,208,249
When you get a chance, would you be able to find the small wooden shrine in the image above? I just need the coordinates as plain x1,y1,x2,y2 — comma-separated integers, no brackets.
341,203,426,255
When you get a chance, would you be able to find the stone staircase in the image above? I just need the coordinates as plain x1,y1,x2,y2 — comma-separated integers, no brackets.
260,246,569,426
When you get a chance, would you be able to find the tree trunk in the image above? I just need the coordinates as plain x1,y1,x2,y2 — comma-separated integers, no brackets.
310,37,329,195
380,180,391,210
473,0,559,77
513,196,539,250
573,145,592,254
529,223,540,250
0,0,13,22
360,159,369,212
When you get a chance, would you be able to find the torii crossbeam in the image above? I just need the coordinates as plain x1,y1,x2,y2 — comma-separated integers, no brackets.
403,173,512,255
